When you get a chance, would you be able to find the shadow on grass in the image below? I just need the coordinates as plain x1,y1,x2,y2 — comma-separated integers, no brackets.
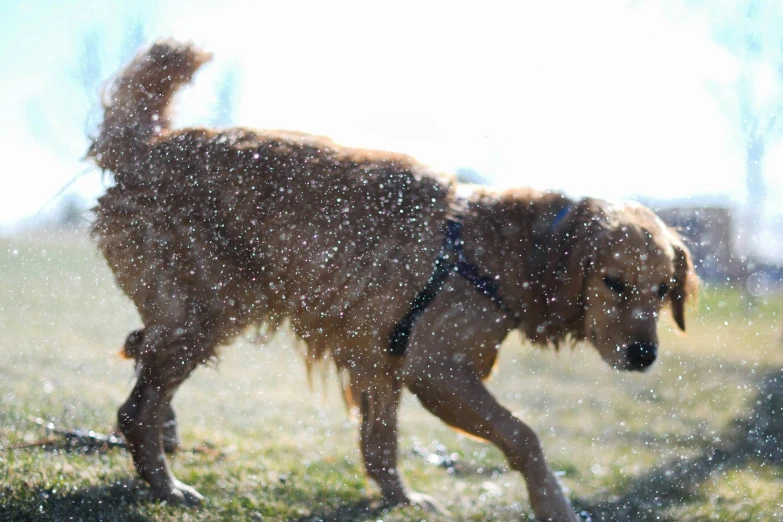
0,478,155,522
293,497,390,522
576,369,783,522
6,370,782,521
5,440,125,455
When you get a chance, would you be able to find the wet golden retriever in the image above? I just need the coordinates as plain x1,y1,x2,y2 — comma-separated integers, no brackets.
87,41,698,521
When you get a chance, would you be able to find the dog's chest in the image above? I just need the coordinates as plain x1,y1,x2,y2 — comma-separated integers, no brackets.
407,276,515,379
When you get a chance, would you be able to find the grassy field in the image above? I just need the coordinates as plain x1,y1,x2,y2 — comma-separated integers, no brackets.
1,231,782,521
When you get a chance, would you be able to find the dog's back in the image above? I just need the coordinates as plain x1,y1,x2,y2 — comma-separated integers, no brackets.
89,41,456,367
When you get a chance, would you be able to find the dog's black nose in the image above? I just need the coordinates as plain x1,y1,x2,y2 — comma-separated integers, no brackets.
626,342,657,370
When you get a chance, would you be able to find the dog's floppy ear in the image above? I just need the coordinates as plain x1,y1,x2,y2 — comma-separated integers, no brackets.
670,235,698,332
544,198,609,341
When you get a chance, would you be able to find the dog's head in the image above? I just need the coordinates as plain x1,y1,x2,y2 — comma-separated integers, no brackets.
545,198,698,371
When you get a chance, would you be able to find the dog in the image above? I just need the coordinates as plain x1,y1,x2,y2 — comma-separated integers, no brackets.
87,40,698,521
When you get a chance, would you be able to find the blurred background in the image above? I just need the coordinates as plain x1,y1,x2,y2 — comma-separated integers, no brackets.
0,0,782,287
2,2,783,520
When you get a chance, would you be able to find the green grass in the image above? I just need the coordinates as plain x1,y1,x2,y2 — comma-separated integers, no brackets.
1,231,782,521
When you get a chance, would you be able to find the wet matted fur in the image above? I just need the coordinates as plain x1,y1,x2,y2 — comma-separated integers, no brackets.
88,40,698,521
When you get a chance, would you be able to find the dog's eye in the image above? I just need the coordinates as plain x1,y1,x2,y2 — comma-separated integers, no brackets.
603,276,626,295
657,283,669,298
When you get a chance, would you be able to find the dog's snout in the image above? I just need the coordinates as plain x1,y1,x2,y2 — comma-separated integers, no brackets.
626,342,657,371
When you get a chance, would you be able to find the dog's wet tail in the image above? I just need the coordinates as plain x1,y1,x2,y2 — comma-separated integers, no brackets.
87,40,211,176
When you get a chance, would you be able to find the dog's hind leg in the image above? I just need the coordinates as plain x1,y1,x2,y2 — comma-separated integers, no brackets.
405,358,579,522
161,402,180,454
123,328,180,454
118,324,218,505
358,373,448,514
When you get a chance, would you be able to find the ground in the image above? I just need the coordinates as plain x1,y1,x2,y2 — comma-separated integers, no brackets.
1,231,782,521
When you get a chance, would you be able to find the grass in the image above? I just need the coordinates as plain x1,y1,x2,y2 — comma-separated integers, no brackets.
1,230,782,521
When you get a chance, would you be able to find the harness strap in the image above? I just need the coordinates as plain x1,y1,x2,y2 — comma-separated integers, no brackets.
550,205,570,230
388,219,520,356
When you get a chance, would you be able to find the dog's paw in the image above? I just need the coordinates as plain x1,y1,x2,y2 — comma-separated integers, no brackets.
405,491,451,516
152,480,204,506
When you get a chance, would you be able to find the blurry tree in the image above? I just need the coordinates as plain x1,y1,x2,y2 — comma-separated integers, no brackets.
80,16,147,137
694,0,783,257
211,64,240,128
24,5,238,221
55,194,89,230
26,9,240,159
455,167,489,185
24,11,148,161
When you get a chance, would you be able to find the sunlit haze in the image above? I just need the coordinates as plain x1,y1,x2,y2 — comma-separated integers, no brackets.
1,0,781,239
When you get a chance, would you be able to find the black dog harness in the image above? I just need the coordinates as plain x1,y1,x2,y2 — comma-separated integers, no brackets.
388,218,521,356
388,205,571,356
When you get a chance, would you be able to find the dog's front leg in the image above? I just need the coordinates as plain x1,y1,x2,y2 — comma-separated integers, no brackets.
358,375,448,514
405,357,579,522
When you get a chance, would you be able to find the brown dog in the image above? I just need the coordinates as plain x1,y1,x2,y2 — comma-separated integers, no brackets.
87,41,698,521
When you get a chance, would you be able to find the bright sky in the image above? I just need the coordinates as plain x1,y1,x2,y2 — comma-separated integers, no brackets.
0,0,780,231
